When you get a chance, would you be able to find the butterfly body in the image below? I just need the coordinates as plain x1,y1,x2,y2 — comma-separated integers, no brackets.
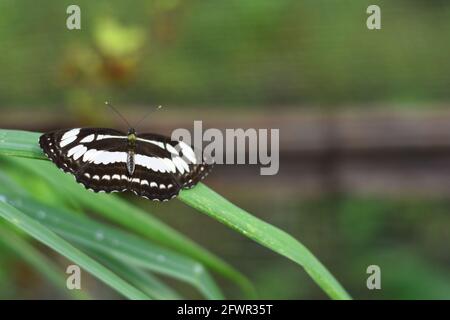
125,128,137,175
39,127,212,201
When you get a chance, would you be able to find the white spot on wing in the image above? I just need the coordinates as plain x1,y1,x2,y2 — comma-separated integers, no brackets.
80,134,95,143
166,143,179,155
73,146,87,160
96,134,127,141
162,158,176,173
136,138,165,149
61,128,80,141
82,149,99,162
179,141,197,164
172,156,189,174
60,135,77,147
135,155,174,173
92,151,127,165
68,145,84,157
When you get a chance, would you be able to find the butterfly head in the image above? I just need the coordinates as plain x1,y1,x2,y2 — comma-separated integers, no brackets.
127,128,136,142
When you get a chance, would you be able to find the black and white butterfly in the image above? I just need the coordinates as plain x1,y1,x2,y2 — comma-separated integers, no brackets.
39,127,212,201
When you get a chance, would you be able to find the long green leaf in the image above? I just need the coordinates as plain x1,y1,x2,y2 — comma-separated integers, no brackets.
0,129,44,160
179,184,351,299
0,199,150,300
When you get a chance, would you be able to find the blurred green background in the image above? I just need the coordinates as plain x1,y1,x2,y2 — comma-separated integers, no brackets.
0,0,450,299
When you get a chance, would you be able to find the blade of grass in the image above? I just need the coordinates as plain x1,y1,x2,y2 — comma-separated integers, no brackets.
0,199,150,300
179,184,351,299
3,193,223,299
0,129,44,160
0,161,85,214
0,223,90,300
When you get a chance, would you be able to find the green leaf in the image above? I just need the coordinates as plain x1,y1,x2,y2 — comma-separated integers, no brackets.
0,199,150,300
0,129,45,160
179,184,350,299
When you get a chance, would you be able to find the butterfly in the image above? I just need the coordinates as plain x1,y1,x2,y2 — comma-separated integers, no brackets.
39,126,212,201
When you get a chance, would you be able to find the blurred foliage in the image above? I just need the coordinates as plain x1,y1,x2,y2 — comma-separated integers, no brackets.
1,0,450,109
298,196,450,299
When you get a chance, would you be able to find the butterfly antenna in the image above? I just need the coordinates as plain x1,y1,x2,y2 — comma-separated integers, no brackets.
105,101,132,129
134,105,163,129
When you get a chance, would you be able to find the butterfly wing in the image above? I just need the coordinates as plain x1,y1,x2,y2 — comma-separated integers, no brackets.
128,163,181,201
39,128,131,193
136,133,213,189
